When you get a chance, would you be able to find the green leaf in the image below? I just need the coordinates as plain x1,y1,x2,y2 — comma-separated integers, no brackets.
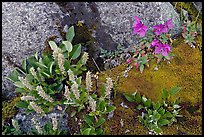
49,41,58,52
95,128,103,135
6,69,19,83
22,59,27,72
106,106,116,113
144,99,151,108
153,102,161,110
59,43,67,52
70,44,81,60
41,72,50,78
48,61,55,75
158,107,165,115
170,87,181,96
141,56,148,64
164,54,170,60
15,88,27,93
98,99,106,111
27,56,38,69
14,81,25,88
95,117,105,128
139,64,144,73
158,119,170,127
64,59,70,71
16,101,29,108
135,92,141,103
154,112,161,121
164,111,173,118
137,104,144,110
80,65,87,71
34,51,39,60
62,41,73,52
124,94,135,102
66,26,75,42
26,74,33,82
36,62,48,69
70,111,77,117
82,128,92,135
154,127,162,134
42,55,51,66
162,88,169,100
84,115,94,126
56,83,63,92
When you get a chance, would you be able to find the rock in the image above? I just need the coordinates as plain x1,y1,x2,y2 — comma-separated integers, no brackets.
14,108,69,134
57,2,180,49
2,2,64,100
96,2,180,47
56,2,180,69
193,2,202,13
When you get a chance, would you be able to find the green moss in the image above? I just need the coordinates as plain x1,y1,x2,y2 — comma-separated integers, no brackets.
2,96,21,120
98,35,202,134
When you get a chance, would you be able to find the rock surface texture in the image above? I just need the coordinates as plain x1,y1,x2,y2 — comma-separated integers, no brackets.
2,2,64,100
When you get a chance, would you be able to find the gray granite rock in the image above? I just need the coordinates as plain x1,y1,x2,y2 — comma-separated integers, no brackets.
14,108,69,134
193,2,202,13
2,2,64,100
96,2,180,47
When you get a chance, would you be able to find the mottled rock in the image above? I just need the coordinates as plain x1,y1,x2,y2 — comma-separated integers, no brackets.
2,2,64,100
193,2,202,12
14,108,69,134
96,2,180,47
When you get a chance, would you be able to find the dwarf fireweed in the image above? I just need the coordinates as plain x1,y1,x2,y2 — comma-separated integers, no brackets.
128,16,175,73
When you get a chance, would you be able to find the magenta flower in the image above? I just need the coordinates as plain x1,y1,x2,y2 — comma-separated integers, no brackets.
155,44,171,56
153,24,167,36
164,18,174,29
153,19,174,35
151,39,160,47
126,58,133,64
133,16,148,37
135,63,139,69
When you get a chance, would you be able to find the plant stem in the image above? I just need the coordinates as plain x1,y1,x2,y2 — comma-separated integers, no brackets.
92,57,101,72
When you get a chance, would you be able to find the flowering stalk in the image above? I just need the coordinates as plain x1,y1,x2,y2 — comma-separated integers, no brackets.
68,69,75,82
30,67,37,78
81,52,89,65
64,85,71,101
29,102,44,114
52,47,65,74
86,71,92,93
18,76,32,90
57,49,65,74
21,95,36,101
51,117,58,131
31,118,43,134
105,77,113,99
71,81,80,100
89,96,96,112
36,86,54,103
11,119,20,131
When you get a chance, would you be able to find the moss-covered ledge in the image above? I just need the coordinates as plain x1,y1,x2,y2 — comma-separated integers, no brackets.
97,35,202,135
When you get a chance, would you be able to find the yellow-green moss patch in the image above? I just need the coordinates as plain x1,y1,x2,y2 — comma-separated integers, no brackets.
2,96,21,120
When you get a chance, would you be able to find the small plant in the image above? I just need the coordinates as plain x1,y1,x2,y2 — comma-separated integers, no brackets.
67,76,116,135
30,117,67,135
6,25,116,135
2,119,23,135
100,44,130,70
6,26,88,115
180,9,202,48
2,118,67,135
127,16,175,73
124,86,182,135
